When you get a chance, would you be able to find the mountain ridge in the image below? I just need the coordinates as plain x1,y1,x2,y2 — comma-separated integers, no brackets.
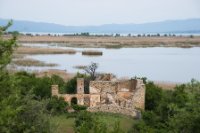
0,18,200,34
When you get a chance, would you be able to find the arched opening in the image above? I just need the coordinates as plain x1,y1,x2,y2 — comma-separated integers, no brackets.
71,97,78,105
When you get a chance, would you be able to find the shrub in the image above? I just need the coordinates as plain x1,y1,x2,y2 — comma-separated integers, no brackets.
47,96,68,115
72,105,87,111
145,82,163,111
51,75,65,93
131,80,200,132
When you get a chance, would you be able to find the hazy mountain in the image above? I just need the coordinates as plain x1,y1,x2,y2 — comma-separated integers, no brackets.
0,18,200,34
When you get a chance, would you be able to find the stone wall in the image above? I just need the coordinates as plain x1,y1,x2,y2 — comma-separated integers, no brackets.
90,94,101,107
132,79,145,110
51,85,59,96
51,78,145,116
118,79,137,92
77,78,84,94
89,81,118,94
87,105,139,117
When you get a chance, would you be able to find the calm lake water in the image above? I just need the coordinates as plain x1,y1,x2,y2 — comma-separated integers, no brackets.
20,43,200,83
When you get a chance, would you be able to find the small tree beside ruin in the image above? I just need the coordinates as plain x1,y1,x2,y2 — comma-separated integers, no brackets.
85,62,98,80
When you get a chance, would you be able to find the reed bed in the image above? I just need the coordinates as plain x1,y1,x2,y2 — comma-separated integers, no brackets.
73,65,87,70
12,58,57,67
15,47,76,54
82,50,103,56
13,35,200,48
12,54,26,59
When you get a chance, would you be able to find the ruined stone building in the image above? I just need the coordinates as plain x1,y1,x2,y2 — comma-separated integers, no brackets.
51,76,145,117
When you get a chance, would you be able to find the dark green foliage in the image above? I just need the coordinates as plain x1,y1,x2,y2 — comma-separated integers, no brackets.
145,82,163,110
12,95,50,133
0,71,13,100
0,20,17,70
72,104,87,111
0,71,67,132
74,111,124,133
12,72,66,99
47,96,68,115
33,76,52,98
171,84,188,107
13,71,52,98
131,80,200,133
75,111,94,130
0,22,61,132
0,80,51,133
65,76,77,94
51,75,66,93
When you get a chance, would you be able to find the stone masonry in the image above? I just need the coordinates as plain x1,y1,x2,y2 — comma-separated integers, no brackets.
51,76,145,117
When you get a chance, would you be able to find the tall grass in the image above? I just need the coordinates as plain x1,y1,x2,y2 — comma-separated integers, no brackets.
15,47,76,54
12,58,57,67
82,50,103,56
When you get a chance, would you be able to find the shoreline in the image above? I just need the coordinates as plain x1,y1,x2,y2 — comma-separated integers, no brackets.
4,35,200,48
8,68,180,89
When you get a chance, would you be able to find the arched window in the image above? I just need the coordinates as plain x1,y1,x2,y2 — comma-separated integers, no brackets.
71,97,78,105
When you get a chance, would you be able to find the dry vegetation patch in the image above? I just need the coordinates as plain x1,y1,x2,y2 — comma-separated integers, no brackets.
82,50,103,56
12,58,57,67
155,81,179,90
15,35,200,48
73,65,87,70
15,47,77,54
12,54,26,59
35,69,75,81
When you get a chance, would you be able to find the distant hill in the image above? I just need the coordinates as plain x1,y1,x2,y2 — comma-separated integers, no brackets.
0,18,200,34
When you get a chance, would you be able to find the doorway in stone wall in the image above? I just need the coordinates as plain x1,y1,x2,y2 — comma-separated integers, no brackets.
71,97,78,105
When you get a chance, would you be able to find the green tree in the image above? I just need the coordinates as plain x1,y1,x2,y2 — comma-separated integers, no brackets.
47,96,68,115
0,22,51,133
131,80,200,133
51,75,66,93
0,20,17,70
145,82,163,111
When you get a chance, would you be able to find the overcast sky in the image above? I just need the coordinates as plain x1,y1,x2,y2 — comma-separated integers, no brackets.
0,0,200,26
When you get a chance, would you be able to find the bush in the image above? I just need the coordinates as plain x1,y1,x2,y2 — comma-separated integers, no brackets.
131,80,200,132
72,105,87,111
74,111,125,133
47,96,68,115
13,71,52,98
145,82,163,111
51,75,66,93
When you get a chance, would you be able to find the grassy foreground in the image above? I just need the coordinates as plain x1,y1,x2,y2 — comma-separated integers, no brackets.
50,113,135,133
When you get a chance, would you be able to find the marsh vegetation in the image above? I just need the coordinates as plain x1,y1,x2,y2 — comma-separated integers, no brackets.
15,47,77,54
12,58,58,67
